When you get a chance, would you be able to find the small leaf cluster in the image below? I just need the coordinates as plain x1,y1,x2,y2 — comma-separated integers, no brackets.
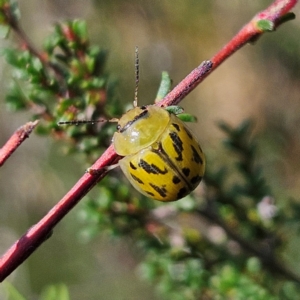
205,121,273,239
1,1,121,159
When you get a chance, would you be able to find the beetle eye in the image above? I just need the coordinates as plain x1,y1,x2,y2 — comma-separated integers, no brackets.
116,124,121,131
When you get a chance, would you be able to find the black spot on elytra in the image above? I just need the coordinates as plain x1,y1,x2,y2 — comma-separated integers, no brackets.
172,123,180,132
149,183,167,198
130,162,137,170
172,176,181,184
169,132,183,161
182,168,190,177
139,159,168,174
146,191,155,197
131,173,144,184
191,175,202,185
191,145,203,164
184,127,193,140
177,187,188,199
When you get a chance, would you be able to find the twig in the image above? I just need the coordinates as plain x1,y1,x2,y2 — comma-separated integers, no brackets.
160,0,298,107
1,3,65,78
0,0,297,282
0,144,120,282
0,120,39,167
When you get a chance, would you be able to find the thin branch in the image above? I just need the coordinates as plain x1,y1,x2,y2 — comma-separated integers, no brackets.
1,3,65,78
0,120,39,167
0,144,120,282
159,0,298,107
0,0,297,281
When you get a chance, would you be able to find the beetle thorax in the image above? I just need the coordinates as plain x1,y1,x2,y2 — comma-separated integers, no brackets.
113,105,170,156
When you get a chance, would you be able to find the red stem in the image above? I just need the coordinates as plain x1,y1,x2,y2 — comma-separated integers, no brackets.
0,121,39,167
0,144,120,281
0,0,297,282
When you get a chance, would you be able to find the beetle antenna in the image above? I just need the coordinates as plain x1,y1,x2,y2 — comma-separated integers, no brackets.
134,46,139,108
58,118,119,126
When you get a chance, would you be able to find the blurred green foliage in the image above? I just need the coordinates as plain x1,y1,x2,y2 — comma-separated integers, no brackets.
1,0,300,299
3,282,70,300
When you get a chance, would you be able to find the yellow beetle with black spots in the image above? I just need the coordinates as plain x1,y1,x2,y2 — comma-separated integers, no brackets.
113,105,205,201
59,49,207,201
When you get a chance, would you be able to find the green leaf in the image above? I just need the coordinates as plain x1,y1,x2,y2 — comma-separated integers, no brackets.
5,82,28,111
155,71,172,102
165,105,184,115
246,257,261,274
256,20,274,32
72,19,87,42
3,282,26,300
176,113,197,123
1,48,20,67
165,106,197,122
0,24,10,37
40,284,70,300
31,56,43,72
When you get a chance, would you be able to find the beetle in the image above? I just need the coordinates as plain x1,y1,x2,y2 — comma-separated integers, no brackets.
112,104,205,201
59,47,205,201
